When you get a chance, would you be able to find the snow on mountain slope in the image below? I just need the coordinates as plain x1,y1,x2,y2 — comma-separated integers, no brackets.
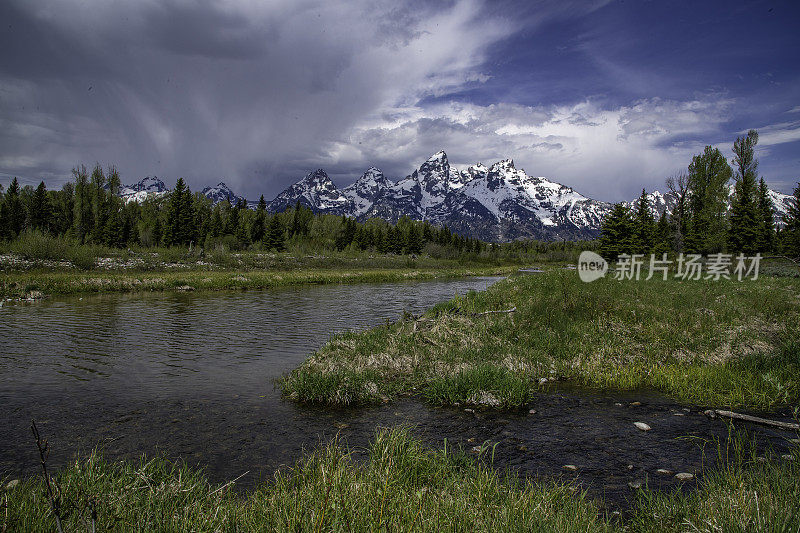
119,176,169,203
267,169,352,214
201,182,246,205
341,167,393,217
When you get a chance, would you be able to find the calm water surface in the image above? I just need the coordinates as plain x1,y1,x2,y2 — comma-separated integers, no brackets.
0,276,794,509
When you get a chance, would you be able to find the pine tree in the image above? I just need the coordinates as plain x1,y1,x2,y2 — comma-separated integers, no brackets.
250,195,267,243
164,178,187,246
653,212,672,255
632,188,655,254
685,146,732,254
151,216,162,246
781,181,800,259
179,187,196,245
1,177,25,239
264,215,285,251
28,181,52,232
728,130,760,253
406,224,423,255
598,203,634,260
756,178,775,252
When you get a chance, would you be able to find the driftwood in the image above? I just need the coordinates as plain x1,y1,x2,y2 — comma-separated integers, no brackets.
473,307,517,317
704,409,800,431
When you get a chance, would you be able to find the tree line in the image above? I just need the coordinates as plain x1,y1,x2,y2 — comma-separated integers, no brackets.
599,129,800,260
0,165,492,257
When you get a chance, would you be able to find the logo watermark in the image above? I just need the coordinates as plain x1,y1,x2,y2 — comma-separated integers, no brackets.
577,252,761,282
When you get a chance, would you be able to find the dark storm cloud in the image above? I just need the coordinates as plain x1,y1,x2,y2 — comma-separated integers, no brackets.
0,0,515,197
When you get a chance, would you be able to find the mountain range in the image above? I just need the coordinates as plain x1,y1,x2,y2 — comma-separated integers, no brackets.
119,151,794,242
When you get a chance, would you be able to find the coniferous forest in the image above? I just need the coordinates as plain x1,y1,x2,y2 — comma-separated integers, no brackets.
598,130,800,261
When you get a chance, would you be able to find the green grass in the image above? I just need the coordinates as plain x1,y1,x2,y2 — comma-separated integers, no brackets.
0,265,516,299
628,431,800,532
3,428,610,532
282,270,800,410
4,427,797,531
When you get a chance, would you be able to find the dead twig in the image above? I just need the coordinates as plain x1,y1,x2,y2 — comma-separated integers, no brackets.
472,307,517,317
704,409,800,431
30,420,64,533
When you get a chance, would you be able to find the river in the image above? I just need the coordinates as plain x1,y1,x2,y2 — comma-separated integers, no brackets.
0,276,792,509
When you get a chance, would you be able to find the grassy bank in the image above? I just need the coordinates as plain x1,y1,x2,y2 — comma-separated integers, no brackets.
0,264,517,299
282,270,800,410
4,428,797,531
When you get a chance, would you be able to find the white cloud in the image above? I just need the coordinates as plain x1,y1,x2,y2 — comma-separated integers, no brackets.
342,96,736,201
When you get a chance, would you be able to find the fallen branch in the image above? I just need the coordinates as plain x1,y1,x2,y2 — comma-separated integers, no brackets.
704,409,800,431
473,307,517,317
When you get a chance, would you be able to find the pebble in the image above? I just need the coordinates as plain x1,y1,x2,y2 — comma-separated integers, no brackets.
782,454,794,461
464,408,474,414
471,446,482,453
626,464,634,471
538,377,548,385
656,469,673,475
630,401,641,406
789,439,799,444
674,472,694,481
4,479,19,491
673,413,685,416
614,402,623,407
528,409,537,415
756,456,768,463
634,422,651,431
628,480,643,489
562,464,578,471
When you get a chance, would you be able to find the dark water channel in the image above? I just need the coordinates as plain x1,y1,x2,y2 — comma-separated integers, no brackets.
0,277,794,510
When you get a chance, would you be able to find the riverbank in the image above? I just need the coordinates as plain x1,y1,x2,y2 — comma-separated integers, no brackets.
3,427,797,531
0,263,517,299
282,270,800,410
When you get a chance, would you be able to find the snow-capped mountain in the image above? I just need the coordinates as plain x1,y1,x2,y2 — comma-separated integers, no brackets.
119,176,168,203
267,169,353,215
271,151,613,240
114,151,794,242
201,182,246,206
269,151,795,241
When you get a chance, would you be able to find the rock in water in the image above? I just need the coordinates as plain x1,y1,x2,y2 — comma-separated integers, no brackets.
656,469,673,475
4,479,19,490
634,422,651,431
675,472,694,481
628,480,643,489
562,464,578,471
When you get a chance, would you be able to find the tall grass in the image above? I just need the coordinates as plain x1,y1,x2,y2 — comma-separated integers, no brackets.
5,427,797,531
3,230,100,269
283,270,800,409
4,428,610,532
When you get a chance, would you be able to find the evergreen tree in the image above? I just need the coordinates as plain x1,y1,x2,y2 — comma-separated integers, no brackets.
406,224,423,255
28,181,52,232
103,206,125,247
163,178,187,246
250,195,267,243
179,186,196,245
728,130,760,253
632,188,655,253
756,178,775,252
598,203,634,260
653,212,672,255
151,216,162,246
0,178,25,239
781,181,800,259
264,215,285,251
685,146,732,254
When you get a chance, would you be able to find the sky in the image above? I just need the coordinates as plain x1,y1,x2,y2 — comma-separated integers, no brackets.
1,0,799,202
